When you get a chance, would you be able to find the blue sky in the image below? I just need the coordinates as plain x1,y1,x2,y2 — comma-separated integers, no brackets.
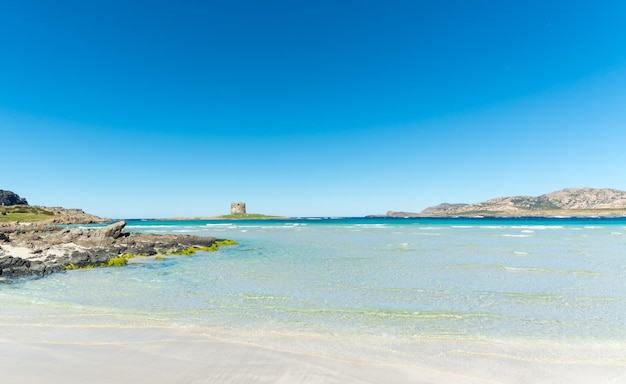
2,1,626,218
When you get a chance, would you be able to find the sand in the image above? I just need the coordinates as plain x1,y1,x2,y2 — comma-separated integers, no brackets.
0,327,483,384
2,324,625,384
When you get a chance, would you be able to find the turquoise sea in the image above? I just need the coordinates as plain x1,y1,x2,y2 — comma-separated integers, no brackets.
2,217,626,369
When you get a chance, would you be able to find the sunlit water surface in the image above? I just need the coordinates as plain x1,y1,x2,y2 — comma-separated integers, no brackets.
2,217,626,363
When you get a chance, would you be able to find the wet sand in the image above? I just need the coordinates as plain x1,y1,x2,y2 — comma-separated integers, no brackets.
1,327,482,384
2,324,625,384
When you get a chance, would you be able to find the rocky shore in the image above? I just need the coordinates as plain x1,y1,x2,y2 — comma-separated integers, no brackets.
0,220,225,279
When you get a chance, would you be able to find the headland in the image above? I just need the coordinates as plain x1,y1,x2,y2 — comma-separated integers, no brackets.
0,220,235,279
386,187,626,218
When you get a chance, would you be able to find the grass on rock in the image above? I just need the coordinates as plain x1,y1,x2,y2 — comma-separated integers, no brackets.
0,206,54,222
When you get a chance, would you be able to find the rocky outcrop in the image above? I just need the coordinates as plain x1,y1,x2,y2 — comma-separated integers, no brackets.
0,190,28,206
0,221,224,279
1,205,108,224
40,206,110,224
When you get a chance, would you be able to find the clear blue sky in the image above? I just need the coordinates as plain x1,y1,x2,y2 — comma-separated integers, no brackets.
2,1,626,218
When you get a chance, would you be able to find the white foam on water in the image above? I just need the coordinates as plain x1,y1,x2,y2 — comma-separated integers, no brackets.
127,224,179,229
511,225,563,230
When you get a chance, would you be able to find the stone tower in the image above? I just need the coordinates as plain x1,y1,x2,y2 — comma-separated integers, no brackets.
231,202,246,215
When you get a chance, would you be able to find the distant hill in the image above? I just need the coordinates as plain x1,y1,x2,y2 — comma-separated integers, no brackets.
420,203,469,215
387,188,626,217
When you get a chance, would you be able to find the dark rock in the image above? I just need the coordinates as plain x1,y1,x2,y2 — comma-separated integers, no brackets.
28,261,47,275
0,256,31,276
0,233,10,243
0,219,227,280
0,190,28,206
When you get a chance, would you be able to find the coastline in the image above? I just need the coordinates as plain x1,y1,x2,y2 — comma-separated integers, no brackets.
384,208,626,218
2,318,624,384
0,327,479,384
3,215,625,279
2,217,626,383
0,220,232,279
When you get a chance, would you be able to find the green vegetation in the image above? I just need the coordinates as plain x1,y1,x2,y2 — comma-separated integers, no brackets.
63,240,237,271
64,253,135,270
64,263,95,270
215,239,238,246
171,247,198,256
106,255,130,267
529,198,560,210
0,206,54,222
169,240,237,255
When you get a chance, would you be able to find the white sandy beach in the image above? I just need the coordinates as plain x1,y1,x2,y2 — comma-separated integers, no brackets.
2,324,625,384
0,326,475,384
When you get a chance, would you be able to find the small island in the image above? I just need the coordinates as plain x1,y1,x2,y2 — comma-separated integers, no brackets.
166,202,288,220
213,202,287,219
213,213,286,219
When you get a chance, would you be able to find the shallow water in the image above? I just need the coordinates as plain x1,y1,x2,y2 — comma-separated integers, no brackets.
2,217,626,366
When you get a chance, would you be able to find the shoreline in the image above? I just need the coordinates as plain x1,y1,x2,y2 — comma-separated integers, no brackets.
1,319,624,384
0,327,474,384
130,213,626,221
0,220,231,279
2,217,626,383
